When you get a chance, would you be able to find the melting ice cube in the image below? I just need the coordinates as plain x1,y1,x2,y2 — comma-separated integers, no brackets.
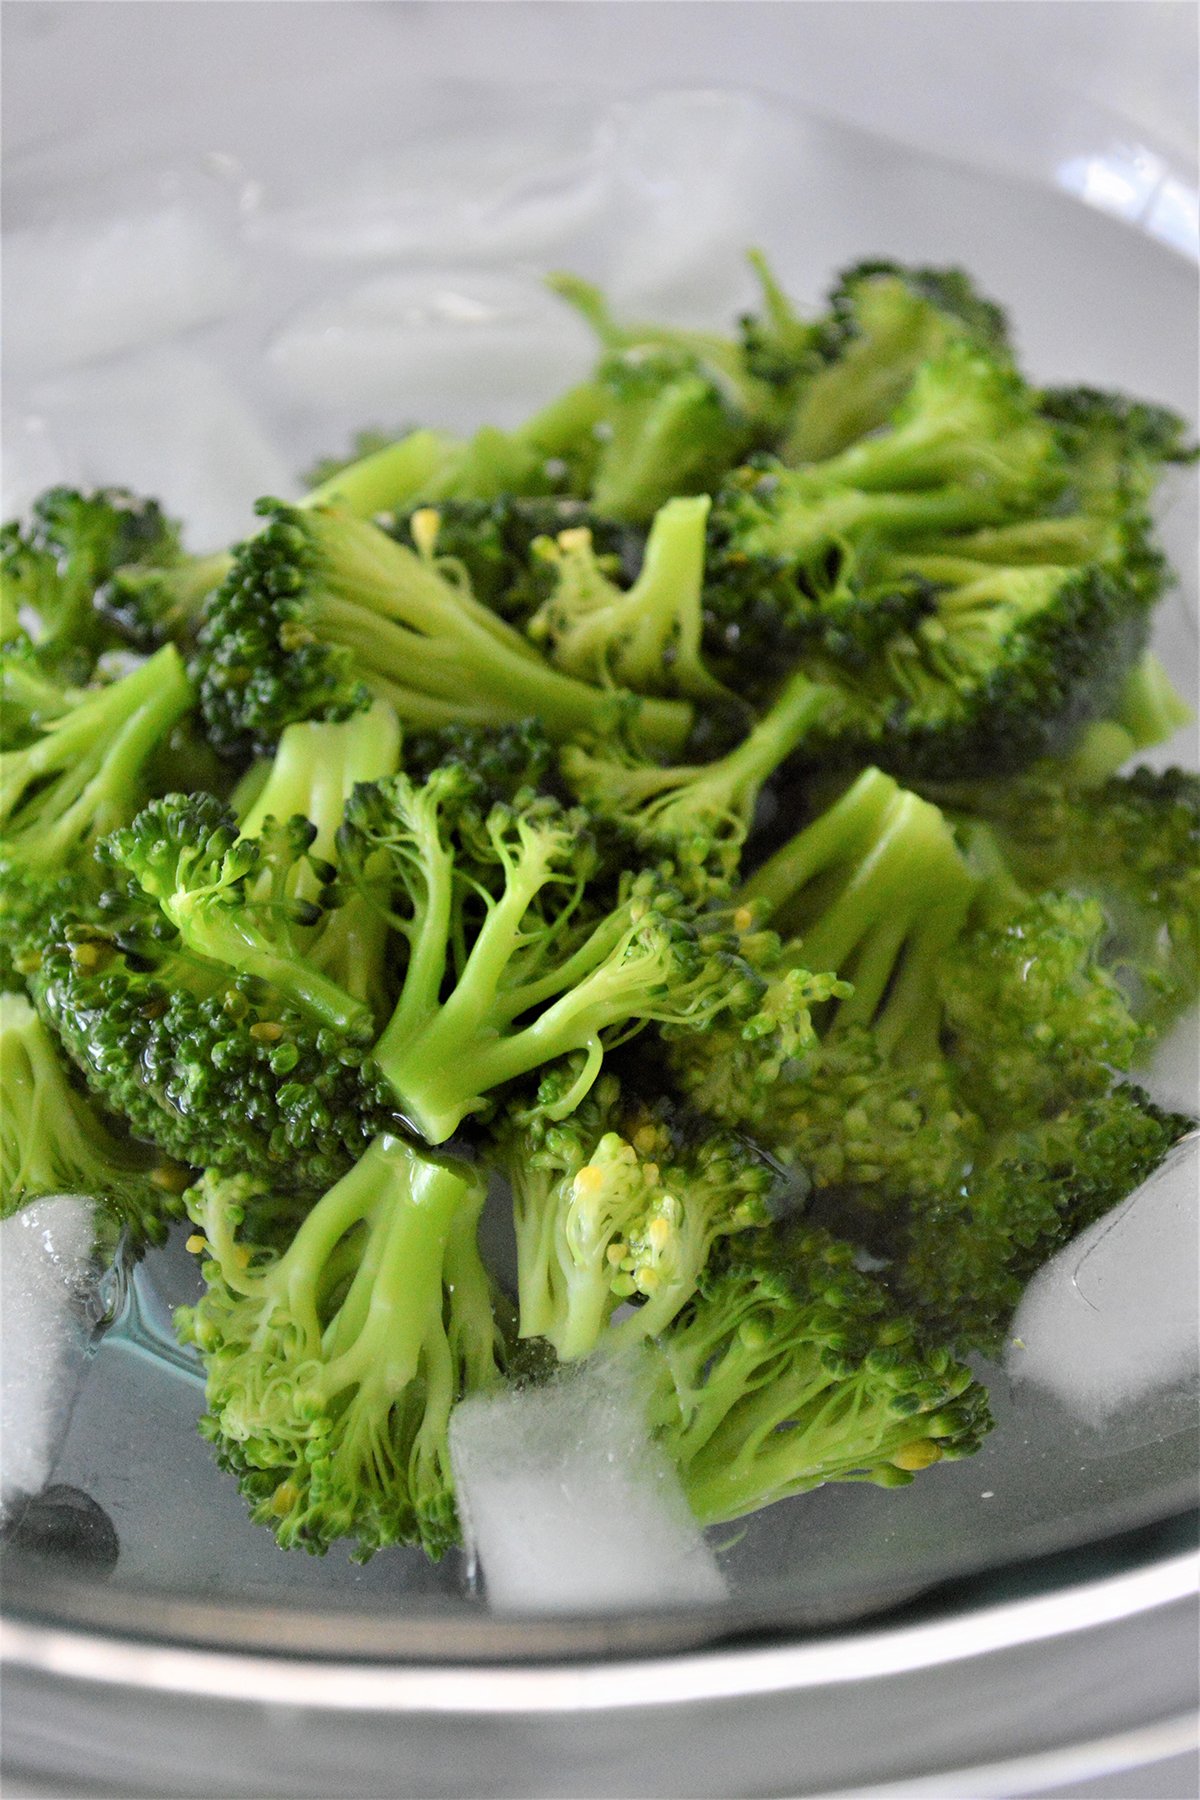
0,1197,111,1514
449,1353,726,1614
1007,1132,1200,1441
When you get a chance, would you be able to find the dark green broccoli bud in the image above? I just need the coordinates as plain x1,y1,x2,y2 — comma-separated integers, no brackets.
196,502,692,760
806,552,1152,780
736,249,828,393
561,670,833,899
527,495,730,701
490,1067,779,1360
400,717,555,809
938,892,1151,1120
386,496,642,626
783,261,1011,463
0,990,188,1246
29,906,381,1187
1,487,179,682
891,1085,1195,1354
97,547,232,653
0,644,195,884
0,858,89,992
1039,386,1198,513
176,1134,505,1560
646,1223,992,1525
338,772,767,1143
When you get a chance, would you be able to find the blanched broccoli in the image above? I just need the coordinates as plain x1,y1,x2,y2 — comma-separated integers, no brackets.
781,260,1011,464
197,502,692,759
387,496,641,626
177,1133,505,1559
338,771,766,1143
938,765,1200,1031
1,487,181,681
890,1085,1195,1353
646,1222,992,1524
490,1066,780,1360
560,670,833,898
527,495,730,701
28,809,383,1186
0,990,186,1245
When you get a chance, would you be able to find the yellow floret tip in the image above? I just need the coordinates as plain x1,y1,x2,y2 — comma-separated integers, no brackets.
409,507,442,558
891,1439,943,1471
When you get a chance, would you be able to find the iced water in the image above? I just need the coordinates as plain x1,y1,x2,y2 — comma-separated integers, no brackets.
1007,1133,1200,1443
449,1354,726,1614
0,1198,115,1515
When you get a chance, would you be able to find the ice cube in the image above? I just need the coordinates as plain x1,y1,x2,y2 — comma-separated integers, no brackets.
267,269,595,434
3,198,243,380
449,1354,726,1614
0,1197,108,1514
11,350,294,546
603,90,814,321
251,96,612,264
1006,1132,1200,1440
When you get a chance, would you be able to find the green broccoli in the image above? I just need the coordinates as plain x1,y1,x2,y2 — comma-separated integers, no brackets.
197,501,692,759
0,487,180,681
527,495,730,701
560,669,834,897
781,259,1011,463
490,1066,779,1360
890,1084,1195,1353
0,990,186,1245
0,645,195,978
176,1133,505,1559
646,1222,992,1525
337,770,767,1143
386,496,641,626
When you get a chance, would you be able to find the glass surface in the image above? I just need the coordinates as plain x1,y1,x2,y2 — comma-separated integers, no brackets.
2,10,1197,1655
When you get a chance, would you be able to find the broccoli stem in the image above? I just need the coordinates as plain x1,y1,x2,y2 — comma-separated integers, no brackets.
309,513,693,751
238,702,402,860
300,429,452,517
0,644,193,863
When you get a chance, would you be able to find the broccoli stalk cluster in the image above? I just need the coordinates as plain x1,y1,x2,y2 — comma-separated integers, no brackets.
3,249,1195,1563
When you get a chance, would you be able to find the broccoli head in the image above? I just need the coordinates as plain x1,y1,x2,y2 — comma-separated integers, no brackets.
197,501,692,759
176,1133,505,1559
0,990,187,1246
646,1222,992,1525
490,1066,781,1360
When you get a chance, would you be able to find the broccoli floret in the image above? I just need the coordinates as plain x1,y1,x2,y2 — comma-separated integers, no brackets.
938,891,1151,1119
743,767,979,1060
1,487,179,681
27,788,388,1187
527,495,730,701
560,670,834,897
234,702,402,1022
97,546,233,654
645,1223,992,1525
490,1066,779,1360
547,275,777,522
940,766,1200,1030
736,249,828,395
0,990,186,1245
197,502,692,759
400,718,556,811
386,496,642,626
1039,385,1198,512
338,772,766,1143
782,261,1011,463
891,1085,1195,1353
99,794,375,1040
176,1133,505,1559
0,644,193,868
